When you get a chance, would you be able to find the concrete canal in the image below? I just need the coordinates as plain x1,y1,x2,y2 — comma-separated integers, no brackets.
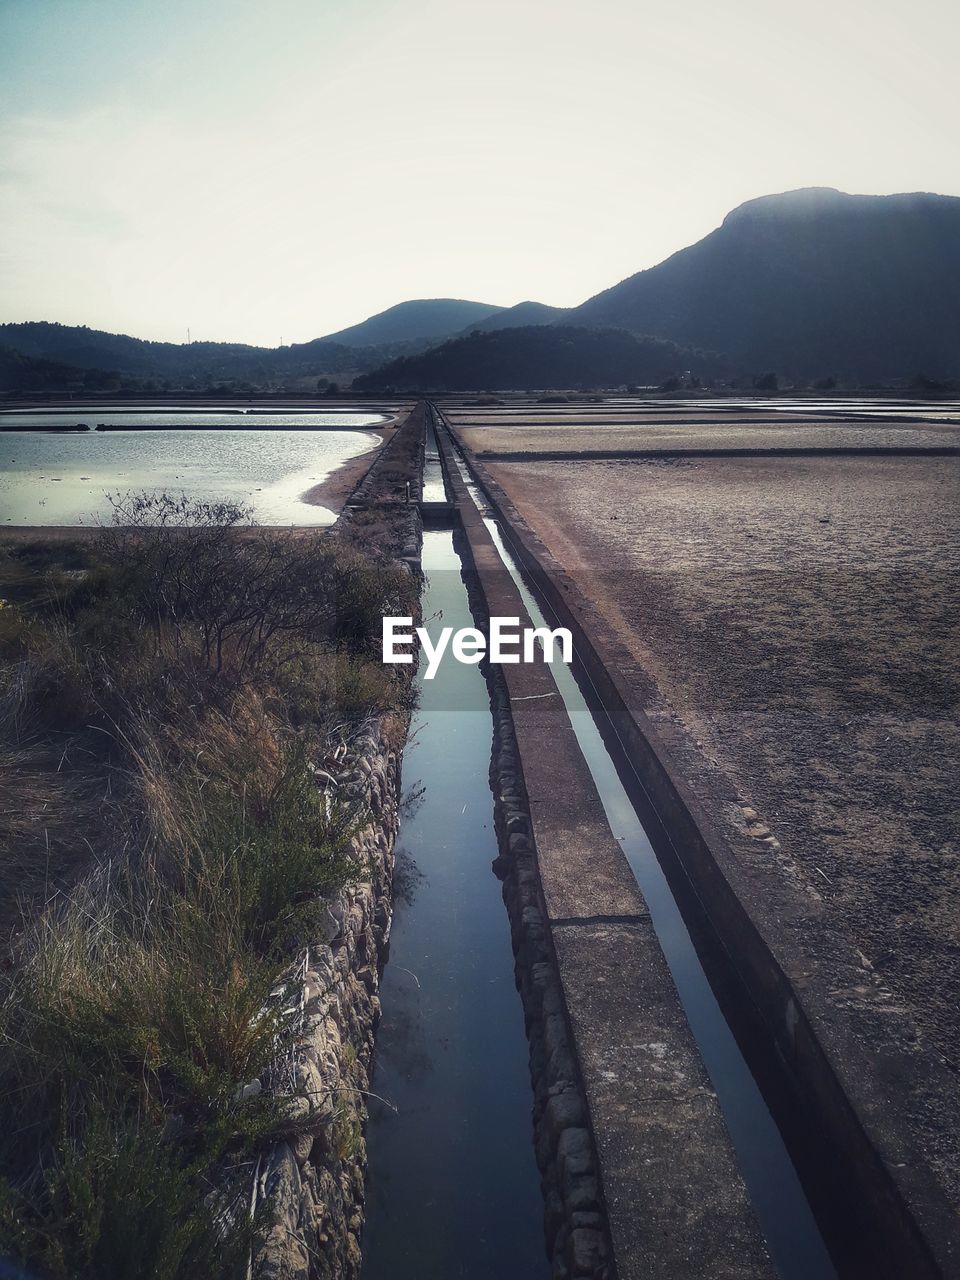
360,525,549,1280
362,408,847,1280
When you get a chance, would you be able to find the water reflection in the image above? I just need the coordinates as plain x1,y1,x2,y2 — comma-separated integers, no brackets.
0,424,382,525
361,531,548,1280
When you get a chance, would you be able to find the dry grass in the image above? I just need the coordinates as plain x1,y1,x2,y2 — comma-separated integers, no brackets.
0,496,417,1278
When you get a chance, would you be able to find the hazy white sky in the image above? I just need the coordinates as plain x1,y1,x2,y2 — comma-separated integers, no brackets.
1,0,958,346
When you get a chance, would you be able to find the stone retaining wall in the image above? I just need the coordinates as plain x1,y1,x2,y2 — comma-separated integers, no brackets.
489,694,614,1280
254,405,426,1279
256,726,403,1280
458,549,614,1280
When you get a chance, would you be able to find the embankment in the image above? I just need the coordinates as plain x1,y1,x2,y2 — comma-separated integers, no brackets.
254,404,425,1278
255,728,404,1279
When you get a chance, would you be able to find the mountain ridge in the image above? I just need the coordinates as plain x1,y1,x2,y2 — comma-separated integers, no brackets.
4,187,959,388
568,187,960,378
461,300,567,333
316,298,505,347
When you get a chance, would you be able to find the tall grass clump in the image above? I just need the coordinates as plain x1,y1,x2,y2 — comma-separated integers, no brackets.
0,494,417,1278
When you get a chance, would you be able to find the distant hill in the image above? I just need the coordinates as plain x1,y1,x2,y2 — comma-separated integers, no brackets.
0,318,511,393
0,322,381,388
0,345,120,393
0,322,276,380
318,298,504,347
462,301,566,334
570,188,960,380
353,326,723,392
0,306,514,392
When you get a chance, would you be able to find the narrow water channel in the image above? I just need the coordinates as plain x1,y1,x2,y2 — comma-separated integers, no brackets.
439,417,840,1280
421,420,446,502
360,528,549,1280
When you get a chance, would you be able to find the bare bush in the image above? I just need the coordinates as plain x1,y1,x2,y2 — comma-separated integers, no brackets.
97,491,412,681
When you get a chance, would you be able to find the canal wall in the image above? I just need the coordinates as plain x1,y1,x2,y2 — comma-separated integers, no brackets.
339,401,425,565
256,726,404,1280
461,556,614,1280
255,405,425,1280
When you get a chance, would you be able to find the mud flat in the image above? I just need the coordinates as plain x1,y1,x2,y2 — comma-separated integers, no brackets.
301,426,389,512
453,420,960,456
448,401,960,1269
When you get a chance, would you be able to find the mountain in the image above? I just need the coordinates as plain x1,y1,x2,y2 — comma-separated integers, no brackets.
569,188,960,380
463,301,566,333
353,326,724,392
317,298,505,347
7,188,959,390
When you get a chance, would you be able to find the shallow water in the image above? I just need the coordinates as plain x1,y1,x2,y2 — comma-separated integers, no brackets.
360,530,548,1280
421,417,447,502
0,423,383,526
0,410,387,429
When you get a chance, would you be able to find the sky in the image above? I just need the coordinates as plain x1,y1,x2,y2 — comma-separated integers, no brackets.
1,0,958,347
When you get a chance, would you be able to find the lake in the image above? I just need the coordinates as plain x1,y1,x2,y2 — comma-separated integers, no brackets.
0,411,387,526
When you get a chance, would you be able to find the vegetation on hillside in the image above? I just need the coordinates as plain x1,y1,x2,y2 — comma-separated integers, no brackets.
0,319,496,394
0,345,122,394
0,322,369,392
353,325,725,391
0,496,416,1278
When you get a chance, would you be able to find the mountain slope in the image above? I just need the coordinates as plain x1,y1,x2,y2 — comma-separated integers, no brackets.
353,326,723,391
318,298,504,347
463,300,566,333
570,188,960,379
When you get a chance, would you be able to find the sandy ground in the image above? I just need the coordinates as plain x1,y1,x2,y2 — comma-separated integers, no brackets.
481,446,960,1186
302,426,388,513
456,421,960,453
